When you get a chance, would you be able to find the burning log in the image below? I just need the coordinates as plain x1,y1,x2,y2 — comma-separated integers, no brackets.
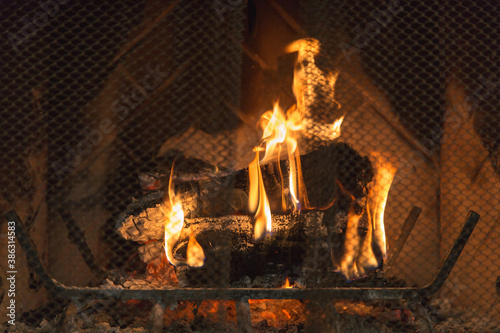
119,211,327,287
117,142,372,226
115,141,381,286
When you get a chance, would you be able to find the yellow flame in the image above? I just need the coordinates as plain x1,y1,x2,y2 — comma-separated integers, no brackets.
286,38,320,119
249,149,272,241
259,102,287,165
338,205,363,280
286,38,344,141
248,38,345,240
257,102,309,212
187,234,205,268
329,115,345,140
368,154,397,258
283,277,292,288
336,156,396,280
164,163,205,267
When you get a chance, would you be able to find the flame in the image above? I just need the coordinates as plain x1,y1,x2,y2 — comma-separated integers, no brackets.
248,38,345,238
187,234,205,268
255,102,310,213
368,153,397,258
249,148,272,241
283,277,292,288
164,163,205,267
335,156,396,280
250,101,306,240
286,38,344,141
337,204,363,280
260,102,287,164
163,164,184,266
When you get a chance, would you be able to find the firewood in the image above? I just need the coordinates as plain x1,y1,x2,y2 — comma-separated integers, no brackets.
115,142,373,286
116,142,373,239
173,212,326,287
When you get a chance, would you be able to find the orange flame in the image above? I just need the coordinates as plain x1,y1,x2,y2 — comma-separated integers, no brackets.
249,38,345,240
283,277,292,288
249,101,306,240
164,163,205,267
255,102,309,212
260,102,287,164
249,148,272,241
187,234,205,268
337,204,363,280
368,153,397,258
336,155,396,280
286,38,344,141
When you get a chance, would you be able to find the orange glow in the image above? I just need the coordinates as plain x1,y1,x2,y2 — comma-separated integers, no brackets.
164,163,205,267
283,277,292,288
249,300,305,327
145,255,178,286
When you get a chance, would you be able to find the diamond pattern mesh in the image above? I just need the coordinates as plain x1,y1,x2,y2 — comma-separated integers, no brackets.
0,0,498,331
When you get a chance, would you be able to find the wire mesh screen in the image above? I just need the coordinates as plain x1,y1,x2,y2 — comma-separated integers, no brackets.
0,0,498,331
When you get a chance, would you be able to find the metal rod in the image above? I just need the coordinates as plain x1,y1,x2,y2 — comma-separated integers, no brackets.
418,210,480,298
4,210,61,294
58,205,106,280
385,206,422,270
4,210,480,302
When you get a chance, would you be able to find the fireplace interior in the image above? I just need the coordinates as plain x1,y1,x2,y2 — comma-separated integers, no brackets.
1,0,499,332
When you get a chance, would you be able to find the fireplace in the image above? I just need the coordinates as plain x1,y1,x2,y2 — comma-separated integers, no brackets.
1,0,499,332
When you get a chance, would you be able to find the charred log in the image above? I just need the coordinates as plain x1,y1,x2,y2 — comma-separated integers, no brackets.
116,142,372,225
115,142,373,286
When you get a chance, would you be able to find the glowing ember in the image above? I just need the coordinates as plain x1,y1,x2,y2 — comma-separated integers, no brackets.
164,163,205,267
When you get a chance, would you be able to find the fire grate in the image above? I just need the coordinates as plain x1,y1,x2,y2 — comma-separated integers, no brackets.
5,209,481,332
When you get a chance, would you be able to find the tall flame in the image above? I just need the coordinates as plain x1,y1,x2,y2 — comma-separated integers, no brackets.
336,155,396,280
338,205,363,280
286,38,344,141
249,148,272,241
368,153,397,258
250,101,306,240
164,163,205,267
249,38,345,240
163,163,185,266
